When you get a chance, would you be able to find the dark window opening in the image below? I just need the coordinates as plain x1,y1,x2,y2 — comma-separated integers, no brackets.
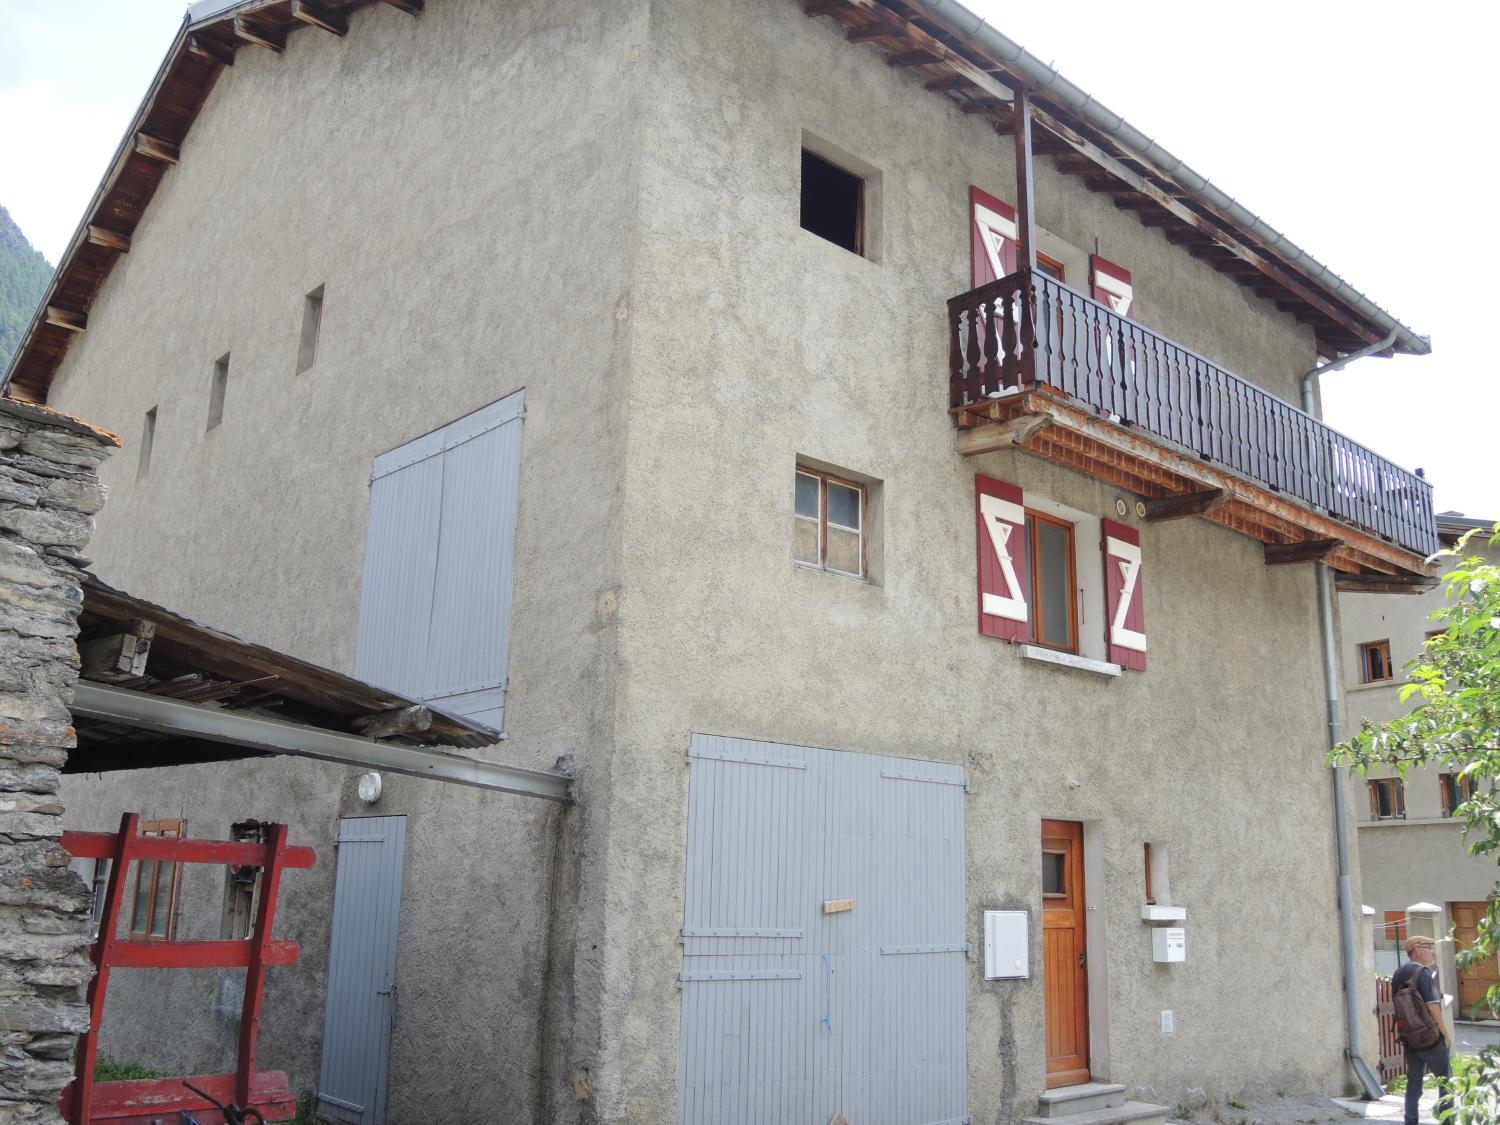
1368,777,1405,820
1042,850,1066,897
1024,511,1078,653
297,284,324,375
1359,639,1392,683
801,149,864,256
208,353,229,430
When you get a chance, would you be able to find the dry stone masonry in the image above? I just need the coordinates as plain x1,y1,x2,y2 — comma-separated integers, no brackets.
0,398,116,1125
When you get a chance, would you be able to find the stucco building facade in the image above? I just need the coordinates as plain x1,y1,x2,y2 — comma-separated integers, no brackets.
4,0,1441,1121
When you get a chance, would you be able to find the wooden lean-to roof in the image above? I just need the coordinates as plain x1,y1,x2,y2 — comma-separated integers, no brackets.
3,0,1427,403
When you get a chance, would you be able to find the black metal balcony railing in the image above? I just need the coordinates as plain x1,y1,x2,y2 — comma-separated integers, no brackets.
948,269,1438,558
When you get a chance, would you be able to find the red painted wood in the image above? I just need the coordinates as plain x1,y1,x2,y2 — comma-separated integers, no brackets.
1089,253,1133,316
58,1071,296,1124
63,830,315,869
1101,518,1146,672
975,474,1029,643
69,813,137,1125
108,938,300,970
969,185,1016,288
237,823,288,1107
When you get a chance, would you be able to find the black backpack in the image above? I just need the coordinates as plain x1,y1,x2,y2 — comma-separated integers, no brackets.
1393,967,1442,1050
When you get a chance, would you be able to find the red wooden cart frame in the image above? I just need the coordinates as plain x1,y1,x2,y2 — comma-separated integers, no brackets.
58,812,315,1125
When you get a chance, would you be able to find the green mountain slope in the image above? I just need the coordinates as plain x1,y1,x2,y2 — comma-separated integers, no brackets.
0,206,54,376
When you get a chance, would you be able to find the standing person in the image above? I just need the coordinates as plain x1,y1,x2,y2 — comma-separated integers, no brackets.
1392,934,1451,1125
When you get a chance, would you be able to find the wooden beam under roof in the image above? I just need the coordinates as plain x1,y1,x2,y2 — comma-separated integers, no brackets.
234,15,287,52
378,0,424,11
1144,489,1227,522
1265,538,1344,565
291,0,348,36
187,34,236,67
45,307,87,333
86,226,131,253
133,132,180,164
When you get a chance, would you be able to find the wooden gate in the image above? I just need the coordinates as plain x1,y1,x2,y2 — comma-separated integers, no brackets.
1375,976,1407,1082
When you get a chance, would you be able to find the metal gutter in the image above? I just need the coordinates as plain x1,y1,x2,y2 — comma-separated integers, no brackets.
912,0,1431,356
72,681,574,803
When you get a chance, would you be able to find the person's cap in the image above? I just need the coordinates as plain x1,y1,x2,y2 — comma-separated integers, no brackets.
1404,935,1436,954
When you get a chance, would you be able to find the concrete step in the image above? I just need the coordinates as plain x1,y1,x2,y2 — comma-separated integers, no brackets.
1023,1100,1170,1125
1035,1083,1127,1117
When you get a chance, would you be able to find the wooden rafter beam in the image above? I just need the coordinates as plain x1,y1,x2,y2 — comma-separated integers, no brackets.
956,413,1053,456
234,15,287,52
846,24,891,43
291,0,348,36
187,34,235,67
1144,489,1227,522
1335,573,1438,595
45,307,87,333
887,48,941,67
830,0,1017,108
377,0,424,11
86,226,131,253
133,132,180,165
805,0,845,14
1264,538,1343,566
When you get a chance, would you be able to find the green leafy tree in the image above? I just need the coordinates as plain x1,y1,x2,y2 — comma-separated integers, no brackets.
0,204,54,374
1331,526,1500,1121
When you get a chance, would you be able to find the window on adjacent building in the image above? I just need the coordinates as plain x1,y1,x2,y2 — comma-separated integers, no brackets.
1358,639,1392,683
1368,778,1405,820
207,353,229,430
129,818,184,940
1382,910,1407,946
801,148,864,256
296,284,324,374
1440,772,1478,818
138,406,157,479
1025,510,1077,652
794,467,866,578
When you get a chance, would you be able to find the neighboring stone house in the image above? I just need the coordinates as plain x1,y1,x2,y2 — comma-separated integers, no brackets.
1,0,1442,1122
1342,512,1499,1016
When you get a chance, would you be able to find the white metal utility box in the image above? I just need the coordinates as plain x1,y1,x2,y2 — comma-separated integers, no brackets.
1152,927,1186,963
983,910,1029,979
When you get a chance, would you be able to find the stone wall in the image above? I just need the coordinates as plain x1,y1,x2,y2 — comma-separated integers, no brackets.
0,398,116,1124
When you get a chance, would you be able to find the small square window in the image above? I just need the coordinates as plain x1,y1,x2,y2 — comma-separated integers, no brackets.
1025,510,1078,652
801,148,864,256
1358,639,1392,683
1368,778,1404,821
794,467,865,578
129,818,184,940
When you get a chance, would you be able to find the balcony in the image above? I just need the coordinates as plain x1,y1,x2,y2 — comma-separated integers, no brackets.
948,269,1437,584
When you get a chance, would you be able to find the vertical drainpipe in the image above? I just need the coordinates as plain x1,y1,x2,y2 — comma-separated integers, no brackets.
1301,327,1397,1100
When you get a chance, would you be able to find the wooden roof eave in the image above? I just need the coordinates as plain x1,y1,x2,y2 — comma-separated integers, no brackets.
804,0,1424,362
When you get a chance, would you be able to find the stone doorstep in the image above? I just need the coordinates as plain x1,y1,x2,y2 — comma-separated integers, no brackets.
1036,1083,1128,1117
1024,1100,1169,1125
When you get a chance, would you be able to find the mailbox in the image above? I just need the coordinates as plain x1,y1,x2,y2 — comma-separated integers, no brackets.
1152,927,1186,963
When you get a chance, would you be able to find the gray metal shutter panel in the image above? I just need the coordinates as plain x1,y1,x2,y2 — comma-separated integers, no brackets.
354,391,523,730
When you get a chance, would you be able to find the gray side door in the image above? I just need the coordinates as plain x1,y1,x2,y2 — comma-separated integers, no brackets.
677,735,967,1125
317,816,407,1125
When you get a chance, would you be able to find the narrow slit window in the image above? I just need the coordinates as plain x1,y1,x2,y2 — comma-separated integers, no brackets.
128,818,184,940
1143,843,1155,905
138,406,157,479
1024,510,1078,653
800,149,864,256
297,284,324,374
1358,639,1392,683
207,353,229,430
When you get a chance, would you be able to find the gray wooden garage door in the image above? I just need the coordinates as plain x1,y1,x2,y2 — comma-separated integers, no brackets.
677,734,968,1125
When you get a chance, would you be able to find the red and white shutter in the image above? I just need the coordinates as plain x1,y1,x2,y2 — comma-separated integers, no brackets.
971,186,1017,288
1090,255,1134,317
1101,519,1146,671
976,475,1029,641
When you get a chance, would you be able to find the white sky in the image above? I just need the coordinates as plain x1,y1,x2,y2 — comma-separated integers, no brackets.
0,0,1494,519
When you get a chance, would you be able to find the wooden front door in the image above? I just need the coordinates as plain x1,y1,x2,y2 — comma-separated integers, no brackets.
1042,819,1090,1087
1453,901,1499,1018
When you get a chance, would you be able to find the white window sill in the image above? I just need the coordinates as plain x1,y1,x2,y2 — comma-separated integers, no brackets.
1019,645,1121,678
1347,679,1402,694
1358,817,1462,829
1142,905,1187,922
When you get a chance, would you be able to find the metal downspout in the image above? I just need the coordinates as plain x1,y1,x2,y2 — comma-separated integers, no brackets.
1302,329,1396,1101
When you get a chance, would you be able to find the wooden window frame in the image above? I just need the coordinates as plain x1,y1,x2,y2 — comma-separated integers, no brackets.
1036,250,1066,282
1041,848,1068,900
128,818,185,941
1358,639,1393,684
1367,778,1405,821
794,467,867,579
1143,842,1156,905
1440,772,1478,817
1024,509,1079,653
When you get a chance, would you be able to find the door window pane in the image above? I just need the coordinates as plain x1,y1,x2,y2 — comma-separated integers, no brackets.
1043,851,1066,896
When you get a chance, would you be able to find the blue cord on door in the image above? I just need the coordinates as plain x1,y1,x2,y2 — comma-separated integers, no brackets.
820,952,832,1034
